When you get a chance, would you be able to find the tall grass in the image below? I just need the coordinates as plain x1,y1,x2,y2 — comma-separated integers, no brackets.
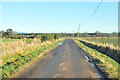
1,38,54,58
78,37,119,50
74,39,120,79
1,38,64,78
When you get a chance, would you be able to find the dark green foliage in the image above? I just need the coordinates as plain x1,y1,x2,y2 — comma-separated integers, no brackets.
41,34,47,41
54,34,59,40
19,35,25,39
28,36,35,39
6,29,13,37
41,34,54,42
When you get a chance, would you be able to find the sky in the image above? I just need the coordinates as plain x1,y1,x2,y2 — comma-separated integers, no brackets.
1,0,119,2
1,2,118,33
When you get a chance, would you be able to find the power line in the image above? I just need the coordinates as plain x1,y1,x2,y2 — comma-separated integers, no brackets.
82,0,104,26
74,0,103,34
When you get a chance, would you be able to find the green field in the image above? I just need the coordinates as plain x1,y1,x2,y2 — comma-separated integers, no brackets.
1,39,33,43
79,37,119,50
85,38,118,47
1,39,20,43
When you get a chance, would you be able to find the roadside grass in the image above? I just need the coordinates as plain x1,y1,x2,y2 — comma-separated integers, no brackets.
1,39,41,58
22,39,33,43
73,39,120,79
75,37,120,64
2,39,33,43
1,38,64,78
79,37,119,50
2,39,20,43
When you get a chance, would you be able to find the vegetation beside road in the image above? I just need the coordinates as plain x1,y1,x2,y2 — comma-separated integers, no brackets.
1,28,119,79
79,37,119,50
75,37,120,64
0,28,62,78
1,38,64,78
1,39,34,43
73,38,120,79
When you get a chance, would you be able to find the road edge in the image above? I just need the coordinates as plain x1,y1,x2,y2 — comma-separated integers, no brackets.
13,39,65,78
72,39,109,79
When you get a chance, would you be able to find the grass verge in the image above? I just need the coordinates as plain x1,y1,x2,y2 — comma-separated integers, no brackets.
73,39,120,79
2,38,64,78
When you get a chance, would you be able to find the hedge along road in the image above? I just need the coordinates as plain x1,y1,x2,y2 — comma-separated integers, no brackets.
18,39,104,78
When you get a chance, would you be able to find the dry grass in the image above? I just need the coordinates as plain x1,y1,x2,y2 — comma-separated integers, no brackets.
74,39,120,79
1,38,64,78
77,37,119,51
1,38,62,59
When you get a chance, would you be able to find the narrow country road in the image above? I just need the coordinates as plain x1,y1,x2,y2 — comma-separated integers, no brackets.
19,39,103,78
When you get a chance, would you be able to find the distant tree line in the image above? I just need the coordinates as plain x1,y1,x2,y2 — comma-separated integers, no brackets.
0,29,119,40
0,29,61,41
60,31,119,37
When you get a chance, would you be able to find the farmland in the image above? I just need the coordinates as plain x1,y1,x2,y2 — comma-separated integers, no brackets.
1,37,120,79
1,39,33,43
80,37,119,50
1,38,64,78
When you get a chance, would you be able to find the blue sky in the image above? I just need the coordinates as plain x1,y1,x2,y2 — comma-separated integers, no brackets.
1,2,118,33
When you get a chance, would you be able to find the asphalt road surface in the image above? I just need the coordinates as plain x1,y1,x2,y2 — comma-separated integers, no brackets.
20,39,103,78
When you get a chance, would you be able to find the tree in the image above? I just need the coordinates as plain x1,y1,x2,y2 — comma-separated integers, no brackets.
112,31,118,37
54,34,59,40
41,34,53,42
64,33,67,37
48,34,54,40
6,28,13,37
95,31,101,37
84,32,88,37
41,34,46,42
6,28,13,32
1,30,5,38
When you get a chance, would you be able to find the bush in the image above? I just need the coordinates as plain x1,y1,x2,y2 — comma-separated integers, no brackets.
54,34,59,40
41,34,54,42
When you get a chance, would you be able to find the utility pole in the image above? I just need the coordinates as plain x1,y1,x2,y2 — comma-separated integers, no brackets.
77,23,80,37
